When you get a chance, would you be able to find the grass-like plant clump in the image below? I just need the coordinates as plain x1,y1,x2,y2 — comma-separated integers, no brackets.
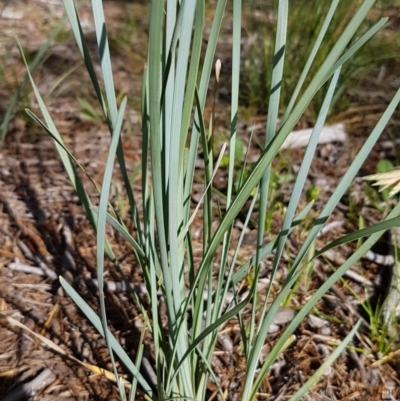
19,0,400,400
243,0,400,119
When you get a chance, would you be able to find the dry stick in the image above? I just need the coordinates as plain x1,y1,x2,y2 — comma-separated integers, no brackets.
382,226,400,334
1,368,56,401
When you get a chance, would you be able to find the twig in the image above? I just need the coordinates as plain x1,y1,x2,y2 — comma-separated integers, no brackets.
1,368,56,401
